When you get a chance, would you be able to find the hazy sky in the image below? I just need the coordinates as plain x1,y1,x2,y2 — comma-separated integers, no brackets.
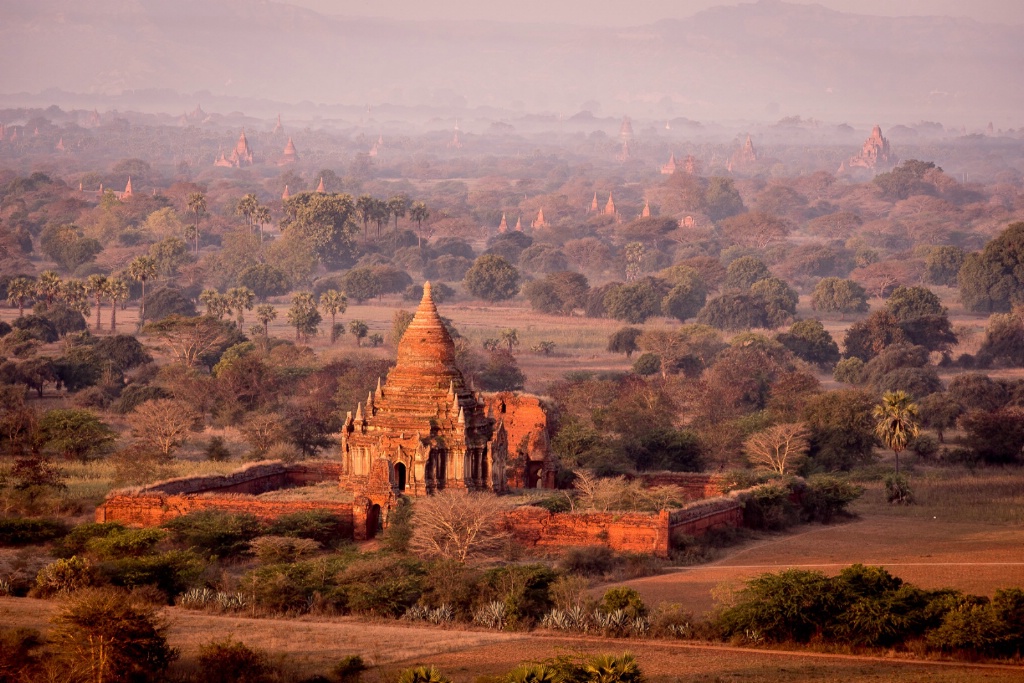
287,0,1024,25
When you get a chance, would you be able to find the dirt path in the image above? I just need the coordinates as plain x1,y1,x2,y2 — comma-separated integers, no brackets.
615,516,1024,614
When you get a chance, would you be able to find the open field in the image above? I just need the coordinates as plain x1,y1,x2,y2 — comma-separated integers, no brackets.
3,597,1020,682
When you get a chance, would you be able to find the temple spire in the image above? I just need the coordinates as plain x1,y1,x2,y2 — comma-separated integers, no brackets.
316,177,326,193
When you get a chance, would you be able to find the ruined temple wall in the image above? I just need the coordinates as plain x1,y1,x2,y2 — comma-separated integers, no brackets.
125,461,346,497
97,493,354,534
667,497,744,537
632,473,726,501
505,507,672,557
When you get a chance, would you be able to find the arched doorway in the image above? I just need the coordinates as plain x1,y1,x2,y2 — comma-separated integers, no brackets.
366,504,381,539
394,462,407,492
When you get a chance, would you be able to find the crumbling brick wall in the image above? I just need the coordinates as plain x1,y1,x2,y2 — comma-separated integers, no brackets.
505,507,672,557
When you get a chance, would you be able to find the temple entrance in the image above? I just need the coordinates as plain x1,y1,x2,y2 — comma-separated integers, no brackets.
366,504,381,539
394,463,407,492
525,462,543,489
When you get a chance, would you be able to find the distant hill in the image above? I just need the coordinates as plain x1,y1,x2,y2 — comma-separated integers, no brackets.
1,0,1021,124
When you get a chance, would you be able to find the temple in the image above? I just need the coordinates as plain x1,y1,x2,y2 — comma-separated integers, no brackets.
532,208,547,229
844,124,893,171
604,193,616,216
340,283,553,503
215,130,255,167
661,153,677,175
278,137,299,165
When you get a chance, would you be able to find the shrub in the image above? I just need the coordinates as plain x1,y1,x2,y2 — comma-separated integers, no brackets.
884,474,914,505
833,357,864,384
718,568,839,642
631,352,661,376
250,536,321,564
266,510,348,546
800,475,863,523
0,627,43,681
50,588,177,683
600,587,647,619
330,655,367,682
198,639,275,683
86,528,166,559
162,510,262,558
911,433,940,459
560,546,619,577
0,517,68,547
54,522,126,557
397,666,451,683
205,435,232,461
380,497,413,553
99,550,206,599
338,555,425,617
742,484,796,531
33,556,96,597
477,564,557,627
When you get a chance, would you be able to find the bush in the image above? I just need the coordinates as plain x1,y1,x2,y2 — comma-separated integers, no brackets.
833,357,864,384
911,433,940,459
205,436,232,461
33,556,96,597
800,475,863,523
113,384,170,414
337,555,425,617
884,474,914,505
742,484,796,531
198,639,276,683
600,587,647,618
162,510,262,558
54,522,126,557
0,627,43,681
0,517,68,547
266,510,348,546
330,655,367,682
632,352,661,376
99,550,206,599
560,546,619,577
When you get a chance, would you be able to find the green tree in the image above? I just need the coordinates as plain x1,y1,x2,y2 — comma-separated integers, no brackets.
282,192,360,267
464,254,521,302
186,191,206,255
603,279,663,324
925,245,966,287
252,205,271,244
143,315,233,367
776,319,840,369
723,256,771,291
39,409,116,462
660,266,706,322
199,289,228,319
704,176,745,221
355,194,375,241
126,256,157,319
236,193,259,231
607,327,642,358
149,236,191,277
50,588,176,683
958,222,1024,312
340,268,380,303
916,392,962,443
842,310,909,362
287,292,321,342
873,390,920,475
978,309,1024,366
348,319,369,346
696,293,772,331
39,224,102,272
750,277,799,328
810,277,869,320
803,389,877,471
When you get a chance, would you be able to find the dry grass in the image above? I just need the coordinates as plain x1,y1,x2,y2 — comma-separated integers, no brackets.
256,481,354,503
58,458,242,509
2,598,1019,682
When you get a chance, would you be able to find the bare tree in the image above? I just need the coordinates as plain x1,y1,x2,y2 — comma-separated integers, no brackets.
129,399,201,460
743,422,810,475
409,491,510,563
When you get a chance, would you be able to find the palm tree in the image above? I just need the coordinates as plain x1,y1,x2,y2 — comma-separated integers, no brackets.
410,201,430,247
186,191,206,255
252,205,271,244
84,274,108,331
318,289,348,340
105,277,130,332
873,390,920,475
371,198,389,240
126,256,157,320
255,304,277,336
227,286,255,325
6,276,34,316
356,194,374,242
36,270,62,308
200,289,228,319
236,193,259,231
60,279,90,316
397,666,450,683
387,194,409,236
583,653,643,683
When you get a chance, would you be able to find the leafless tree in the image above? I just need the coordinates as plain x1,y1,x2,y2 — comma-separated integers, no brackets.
743,422,810,475
129,399,201,460
409,490,510,563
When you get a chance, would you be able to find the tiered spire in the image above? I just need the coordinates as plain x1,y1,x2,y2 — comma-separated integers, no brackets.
123,177,133,197
604,193,616,216
316,177,326,193
498,213,508,232
282,185,290,201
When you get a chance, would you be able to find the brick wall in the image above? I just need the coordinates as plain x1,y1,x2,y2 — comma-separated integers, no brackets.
97,492,354,535
505,507,672,557
632,472,727,501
